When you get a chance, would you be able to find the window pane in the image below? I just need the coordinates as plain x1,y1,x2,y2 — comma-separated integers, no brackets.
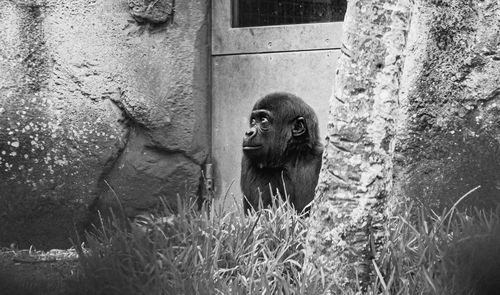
232,0,347,28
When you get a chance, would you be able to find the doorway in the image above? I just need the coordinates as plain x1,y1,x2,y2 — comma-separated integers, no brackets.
211,0,345,211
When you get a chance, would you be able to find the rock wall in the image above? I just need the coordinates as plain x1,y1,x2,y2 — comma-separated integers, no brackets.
0,0,209,249
396,0,500,209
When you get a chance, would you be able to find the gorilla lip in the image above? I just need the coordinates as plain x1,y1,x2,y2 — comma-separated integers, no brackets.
243,145,262,150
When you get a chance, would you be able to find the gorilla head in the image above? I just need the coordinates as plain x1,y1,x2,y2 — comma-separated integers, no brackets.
241,92,323,214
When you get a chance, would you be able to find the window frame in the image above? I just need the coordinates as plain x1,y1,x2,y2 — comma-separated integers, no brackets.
212,0,344,56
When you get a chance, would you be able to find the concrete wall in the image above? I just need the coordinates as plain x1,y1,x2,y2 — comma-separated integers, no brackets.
0,0,209,249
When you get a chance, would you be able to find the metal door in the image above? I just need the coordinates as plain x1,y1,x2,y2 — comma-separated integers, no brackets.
211,0,345,211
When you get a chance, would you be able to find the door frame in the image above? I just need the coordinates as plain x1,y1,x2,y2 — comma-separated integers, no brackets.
209,0,345,209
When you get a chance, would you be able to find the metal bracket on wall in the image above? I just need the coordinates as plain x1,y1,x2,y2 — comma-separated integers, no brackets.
204,163,214,199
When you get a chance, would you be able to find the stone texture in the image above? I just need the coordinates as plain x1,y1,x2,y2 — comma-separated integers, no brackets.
395,0,500,209
0,0,209,249
128,0,174,24
96,129,202,216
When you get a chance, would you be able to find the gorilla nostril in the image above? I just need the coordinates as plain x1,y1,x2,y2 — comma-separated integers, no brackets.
245,129,255,137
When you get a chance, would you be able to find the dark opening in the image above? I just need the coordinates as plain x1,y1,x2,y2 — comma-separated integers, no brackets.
232,0,347,28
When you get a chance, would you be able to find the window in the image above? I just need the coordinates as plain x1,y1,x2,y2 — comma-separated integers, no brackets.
232,0,347,28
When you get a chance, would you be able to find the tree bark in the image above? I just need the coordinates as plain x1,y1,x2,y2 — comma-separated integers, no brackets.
305,0,411,291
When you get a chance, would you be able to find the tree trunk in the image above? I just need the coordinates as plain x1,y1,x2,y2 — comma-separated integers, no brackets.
305,0,411,291
306,0,500,291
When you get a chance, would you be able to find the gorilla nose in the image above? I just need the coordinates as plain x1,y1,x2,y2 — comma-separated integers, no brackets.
245,128,256,138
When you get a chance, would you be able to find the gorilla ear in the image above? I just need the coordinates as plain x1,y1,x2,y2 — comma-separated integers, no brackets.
292,117,306,137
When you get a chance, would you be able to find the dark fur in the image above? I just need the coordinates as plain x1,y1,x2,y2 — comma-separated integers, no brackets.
240,92,323,213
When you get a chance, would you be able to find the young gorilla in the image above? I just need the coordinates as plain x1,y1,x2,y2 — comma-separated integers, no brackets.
240,92,323,214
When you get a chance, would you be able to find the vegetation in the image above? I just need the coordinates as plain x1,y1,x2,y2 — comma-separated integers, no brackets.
1,193,499,295
76,196,324,295
75,193,500,295
370,202,500,295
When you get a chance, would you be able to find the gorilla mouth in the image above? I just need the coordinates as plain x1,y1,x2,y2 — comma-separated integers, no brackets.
243,145,262,151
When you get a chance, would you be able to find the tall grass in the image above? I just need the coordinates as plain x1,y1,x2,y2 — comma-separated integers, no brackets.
76,196,325,295
75,193,500,295
373,203,500,295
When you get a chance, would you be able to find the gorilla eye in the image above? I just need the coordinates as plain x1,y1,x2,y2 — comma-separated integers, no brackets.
250,118,257,126
260,117,270,130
